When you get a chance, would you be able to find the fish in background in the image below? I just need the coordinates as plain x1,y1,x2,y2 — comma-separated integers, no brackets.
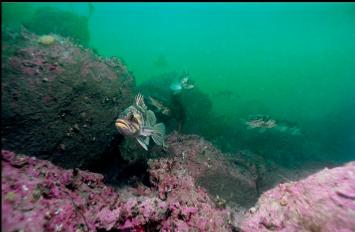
242,114,302,135
170,72,194,94
115,94,166,150
243,114,277,133
148,96,171,116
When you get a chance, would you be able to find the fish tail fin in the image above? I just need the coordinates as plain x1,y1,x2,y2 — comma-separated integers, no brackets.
151,123,165,146
240,119,247,124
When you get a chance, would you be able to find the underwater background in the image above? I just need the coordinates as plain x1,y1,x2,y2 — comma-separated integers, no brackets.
2,2,355,231
3,2,355,167
3,2,355,166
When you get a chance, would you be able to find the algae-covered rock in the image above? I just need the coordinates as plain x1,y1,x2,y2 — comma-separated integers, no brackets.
240,161,355,231
1,27,135,168
163,132,260,208
1,149,231,232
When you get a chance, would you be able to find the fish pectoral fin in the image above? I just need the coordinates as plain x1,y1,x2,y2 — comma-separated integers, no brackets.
136,137,149,151
151,123,166,146
141,127,154,137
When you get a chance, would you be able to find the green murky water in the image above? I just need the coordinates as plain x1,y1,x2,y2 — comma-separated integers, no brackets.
3,3,355,166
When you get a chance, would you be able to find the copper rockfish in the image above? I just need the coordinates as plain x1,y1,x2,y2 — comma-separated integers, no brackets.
115,94,166,150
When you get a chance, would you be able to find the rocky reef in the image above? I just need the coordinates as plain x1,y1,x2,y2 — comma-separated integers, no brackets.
162,133,260,208
240,161,355,232
2,24,355,232
1,27,135,169
2,148,355,232
1,150,229,232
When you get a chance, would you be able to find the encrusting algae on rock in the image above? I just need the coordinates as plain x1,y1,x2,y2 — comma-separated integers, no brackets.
1,150,230,232
2,146,355,231
240,162,355,231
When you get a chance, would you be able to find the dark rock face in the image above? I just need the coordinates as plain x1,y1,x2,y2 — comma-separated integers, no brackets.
1,27,135,168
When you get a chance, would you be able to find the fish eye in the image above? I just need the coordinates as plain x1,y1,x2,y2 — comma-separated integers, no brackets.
129,113,134,120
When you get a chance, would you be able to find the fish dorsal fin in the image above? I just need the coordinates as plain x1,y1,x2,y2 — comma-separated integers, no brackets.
146,110,156,126
151,123,165,146
135,93,147,111
136,136,148,150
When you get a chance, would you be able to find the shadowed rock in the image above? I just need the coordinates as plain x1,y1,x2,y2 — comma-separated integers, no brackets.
1,27,135,169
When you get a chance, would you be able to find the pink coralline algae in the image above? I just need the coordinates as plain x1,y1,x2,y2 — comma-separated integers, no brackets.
240,161,355,232
161,133,260,208
1,150,230,232
148,157,230,231
164,133,249,182
3,147,354,232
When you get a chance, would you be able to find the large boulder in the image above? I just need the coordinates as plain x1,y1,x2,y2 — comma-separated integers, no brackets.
240,161,355,232
1,27,135,168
